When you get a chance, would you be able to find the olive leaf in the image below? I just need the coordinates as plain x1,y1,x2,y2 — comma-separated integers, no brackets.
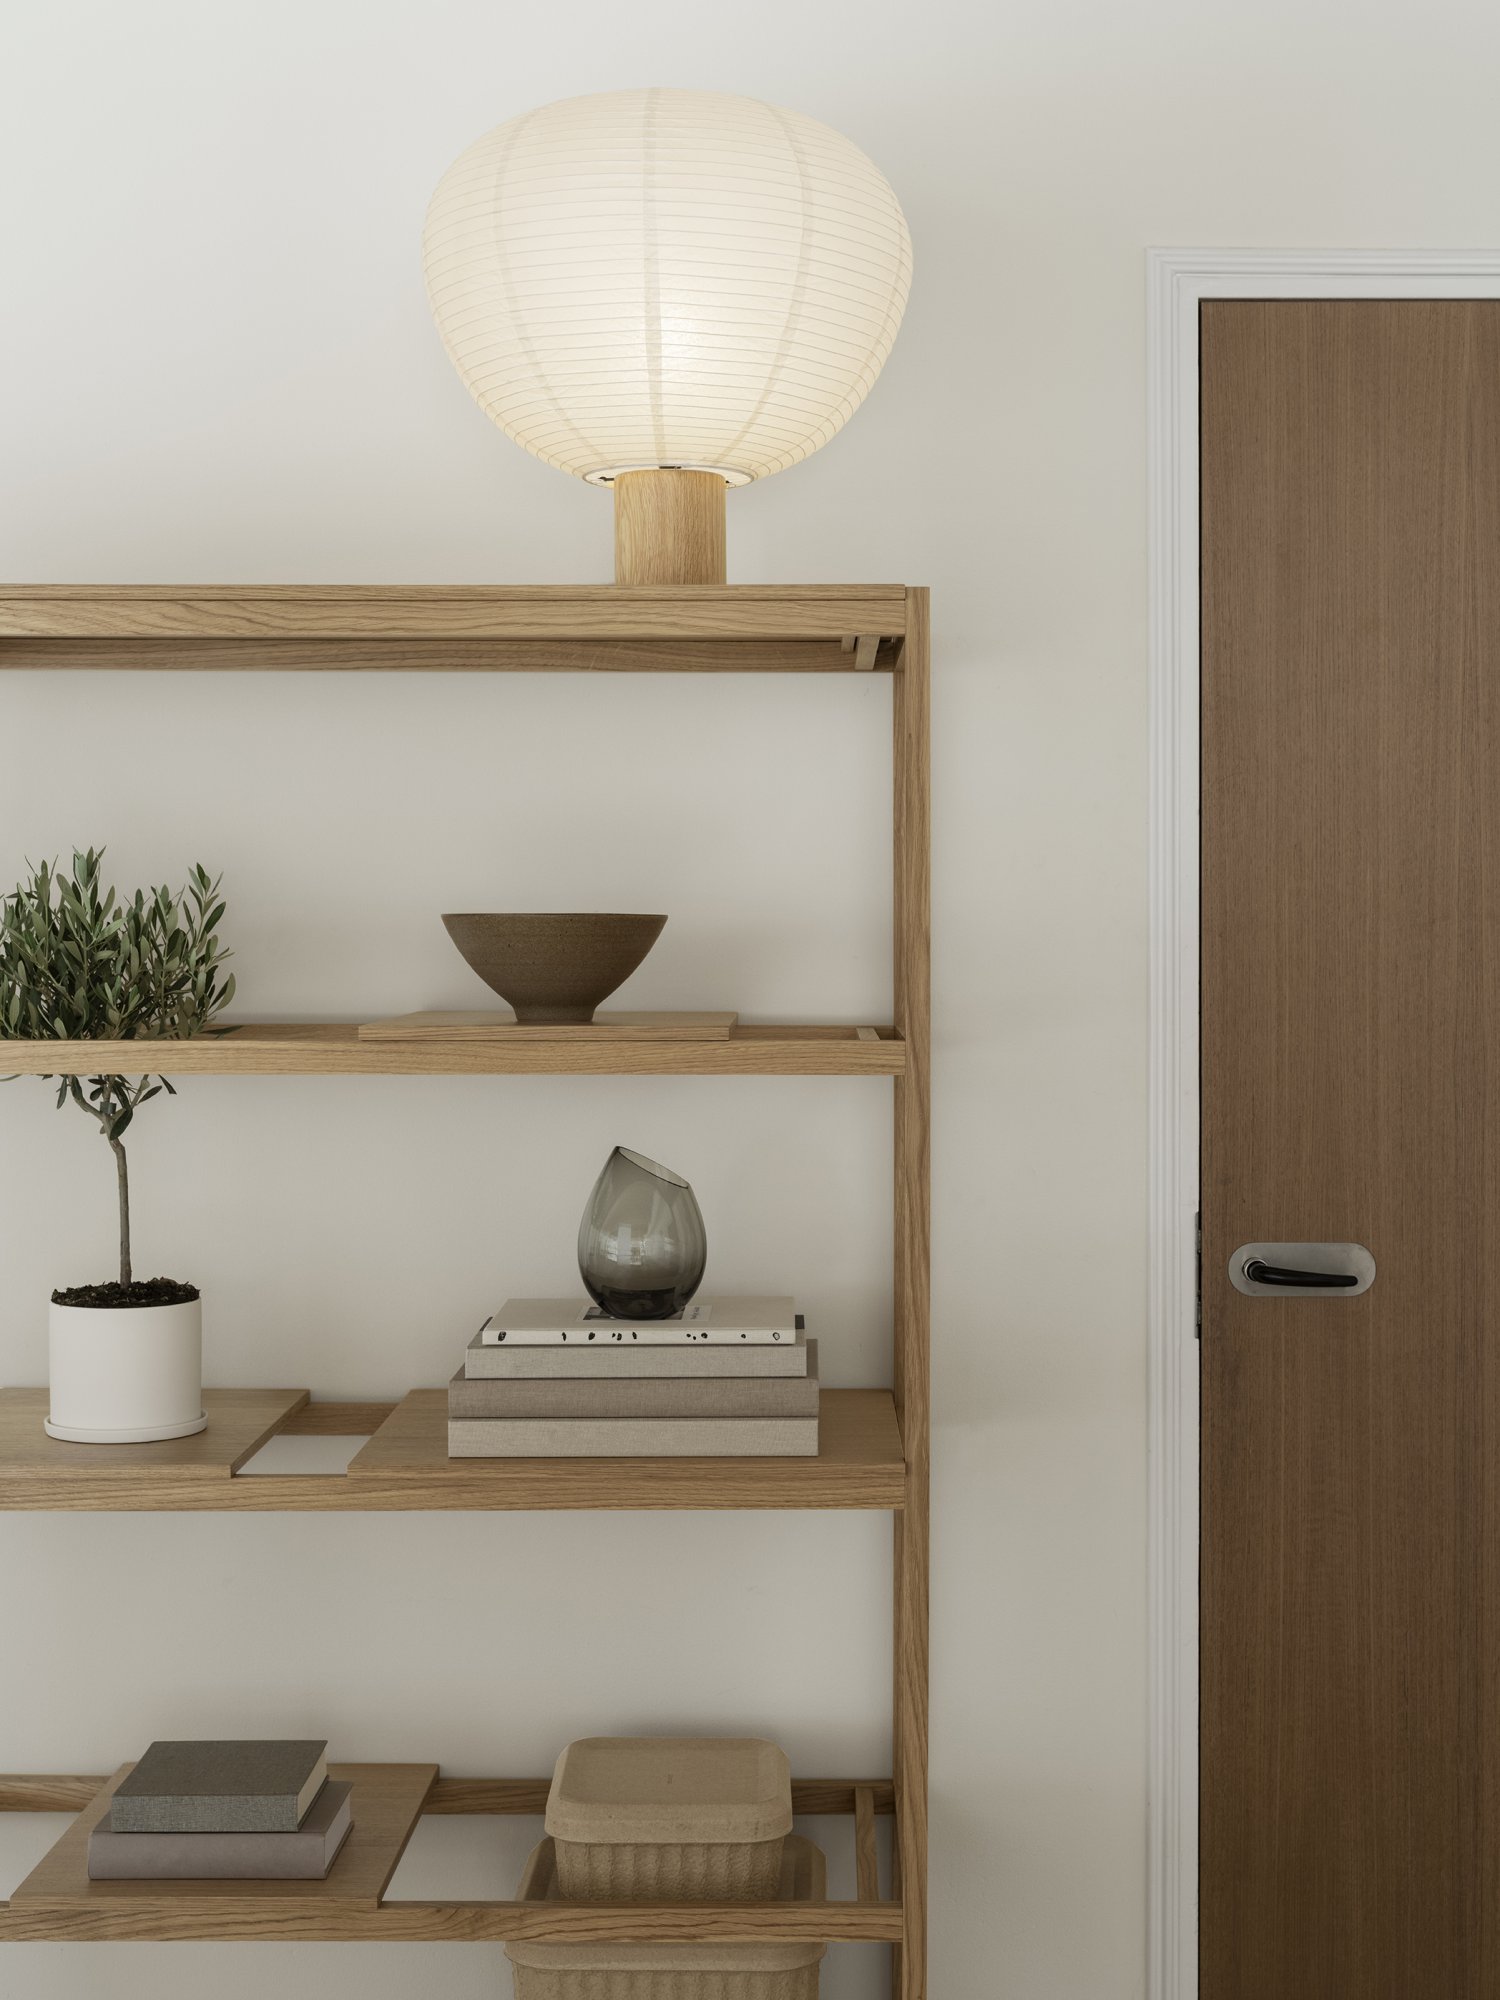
0,848,235,1286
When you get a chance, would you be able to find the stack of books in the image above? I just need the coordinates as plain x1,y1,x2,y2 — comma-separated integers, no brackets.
87,1739,352,1881
448,1295,819,1457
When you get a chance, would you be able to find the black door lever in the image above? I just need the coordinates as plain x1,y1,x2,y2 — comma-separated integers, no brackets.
1242,1259,1358,1289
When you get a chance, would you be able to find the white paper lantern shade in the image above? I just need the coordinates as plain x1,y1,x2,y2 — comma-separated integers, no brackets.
422,88,912,581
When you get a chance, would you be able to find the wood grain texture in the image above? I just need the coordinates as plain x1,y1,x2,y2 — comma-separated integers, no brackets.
9,1763,436,1917
796,1778,895,1819
891,587,931,2000
0,637,902,673
0,1896,901,1944
278,1401,396,1436
0,583,901,600
854,1785,880,1902
0,584,907,642
0,577,932,1973
1201,301,1500,1999
613,471,727,586
0,1778,107,1814
0,1773,894,1816
0,1763,898,1942
0,1776,892,1824
356,1010,738,1042
345,1389,905,1511
418,1784,900,1832
0,1022,904,1077
0,1389,309,1494
0,1387,903,1511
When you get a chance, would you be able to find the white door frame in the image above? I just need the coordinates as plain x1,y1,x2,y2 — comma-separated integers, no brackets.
1146,247,1500,2000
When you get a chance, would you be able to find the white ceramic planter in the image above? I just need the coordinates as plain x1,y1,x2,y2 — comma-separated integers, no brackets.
46,1298,206,1443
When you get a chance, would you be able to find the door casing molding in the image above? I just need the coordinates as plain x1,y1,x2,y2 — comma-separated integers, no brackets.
1146,248,1500,2000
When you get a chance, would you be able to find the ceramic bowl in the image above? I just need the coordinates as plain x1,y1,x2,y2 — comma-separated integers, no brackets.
441,913,668,1024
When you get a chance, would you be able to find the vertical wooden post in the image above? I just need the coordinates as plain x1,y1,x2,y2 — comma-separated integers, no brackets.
613,470,727,585
892,586,930,2000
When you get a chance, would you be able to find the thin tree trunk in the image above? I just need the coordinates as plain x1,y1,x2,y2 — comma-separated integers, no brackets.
111,1133,131,1288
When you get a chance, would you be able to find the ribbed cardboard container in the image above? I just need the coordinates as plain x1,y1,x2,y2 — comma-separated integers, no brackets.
506,1835,826,2000
546,1737,793,1901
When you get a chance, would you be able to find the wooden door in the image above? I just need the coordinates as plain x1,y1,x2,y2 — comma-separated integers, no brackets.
1200,300,1500,1998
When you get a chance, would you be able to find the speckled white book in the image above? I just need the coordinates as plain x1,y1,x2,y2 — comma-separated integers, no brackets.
463,1322,808,1379
478,1295,799,1346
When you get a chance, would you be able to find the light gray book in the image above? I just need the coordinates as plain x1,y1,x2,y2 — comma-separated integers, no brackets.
479,1294,799,1346
448,1414,819,1457
463,1322,808,1380
90,1781,353,1879
110,1741,329,1834
449,1342,820,1419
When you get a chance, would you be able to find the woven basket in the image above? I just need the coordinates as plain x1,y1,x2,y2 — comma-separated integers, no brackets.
545,1737,792,1904
551,1838,784,1903
509,1966,820,2000
506,1836,826,2000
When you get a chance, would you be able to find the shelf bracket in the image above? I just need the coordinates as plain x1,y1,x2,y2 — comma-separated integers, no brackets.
854,1784,881,1902
842,633,881,670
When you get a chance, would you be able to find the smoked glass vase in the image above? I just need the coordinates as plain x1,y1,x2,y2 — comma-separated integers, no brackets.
577,1146,707,1319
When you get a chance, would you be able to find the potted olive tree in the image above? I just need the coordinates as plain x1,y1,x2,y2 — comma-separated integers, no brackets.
0,850,234,1442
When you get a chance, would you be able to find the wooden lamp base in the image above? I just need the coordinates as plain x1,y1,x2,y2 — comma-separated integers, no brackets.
613,470,727,585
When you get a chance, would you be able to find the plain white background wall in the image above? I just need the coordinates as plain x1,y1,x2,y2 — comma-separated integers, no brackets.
3,1,1500,1993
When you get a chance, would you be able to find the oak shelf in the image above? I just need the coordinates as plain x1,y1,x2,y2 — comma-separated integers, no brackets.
0,583,908,674
0,1765,901,1943
0,1386,906,1512
0,1022,905,1078
0,583,930,1992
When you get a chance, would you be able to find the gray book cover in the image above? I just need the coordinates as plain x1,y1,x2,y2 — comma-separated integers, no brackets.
463,1322,809,1380
449,1342,820,1419
110,1741,329,1834
90,1781,353,1879
447,1414,820,1457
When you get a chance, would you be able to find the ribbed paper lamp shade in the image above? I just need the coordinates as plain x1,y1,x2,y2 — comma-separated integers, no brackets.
421,88,912,490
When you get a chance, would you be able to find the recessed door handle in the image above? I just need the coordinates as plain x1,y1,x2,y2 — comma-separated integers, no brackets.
1230,1242,1376,1297
1241,1259,1357,1289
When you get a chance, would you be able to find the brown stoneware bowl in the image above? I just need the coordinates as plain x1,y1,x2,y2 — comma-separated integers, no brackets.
441,913,668,1025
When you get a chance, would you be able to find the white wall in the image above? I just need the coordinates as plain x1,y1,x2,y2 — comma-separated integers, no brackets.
3,1,1500,1993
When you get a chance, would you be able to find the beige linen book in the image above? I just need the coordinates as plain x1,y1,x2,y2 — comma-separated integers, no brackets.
447,1415,819,1458
449,1343,819,1419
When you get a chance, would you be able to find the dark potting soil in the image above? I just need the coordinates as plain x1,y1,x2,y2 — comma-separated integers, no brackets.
51,1277,201,1309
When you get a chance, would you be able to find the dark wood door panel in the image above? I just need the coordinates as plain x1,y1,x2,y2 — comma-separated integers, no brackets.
1201,299,1500,1999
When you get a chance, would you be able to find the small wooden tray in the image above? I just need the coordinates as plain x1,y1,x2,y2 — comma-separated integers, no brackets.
357,1010,738,1042
7,1761,437,1924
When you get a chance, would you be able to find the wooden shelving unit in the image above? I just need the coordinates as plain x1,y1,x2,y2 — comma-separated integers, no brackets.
0,1021,905,1078
0,583,931,1997
0,1767,900,1943
0,1386,906,1511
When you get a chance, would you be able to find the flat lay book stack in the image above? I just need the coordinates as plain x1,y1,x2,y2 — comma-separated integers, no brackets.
87,1740,352,1880
448,1296,820,1457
